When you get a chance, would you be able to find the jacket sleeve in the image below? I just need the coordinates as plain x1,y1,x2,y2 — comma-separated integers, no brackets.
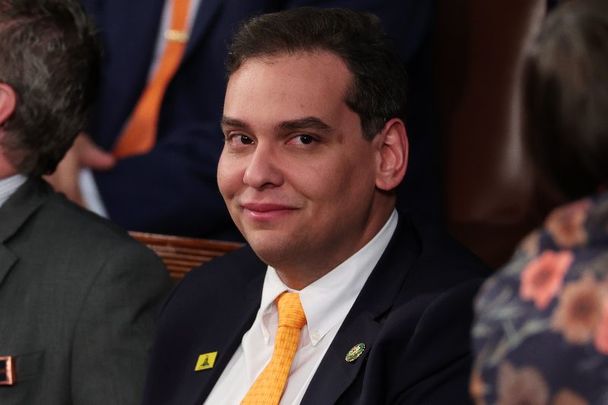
391,280,481,404
70,240,171,405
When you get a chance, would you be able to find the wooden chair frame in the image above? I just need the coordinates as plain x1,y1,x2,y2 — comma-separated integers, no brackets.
130,231,243,281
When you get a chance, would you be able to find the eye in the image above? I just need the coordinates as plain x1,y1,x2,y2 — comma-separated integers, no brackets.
238,134,255,145
225,133,255,146
288,134,317,145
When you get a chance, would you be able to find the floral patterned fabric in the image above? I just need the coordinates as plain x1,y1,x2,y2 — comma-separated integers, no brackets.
471,191,608,405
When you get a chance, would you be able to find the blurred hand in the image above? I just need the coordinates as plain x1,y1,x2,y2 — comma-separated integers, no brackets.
45,132,116,206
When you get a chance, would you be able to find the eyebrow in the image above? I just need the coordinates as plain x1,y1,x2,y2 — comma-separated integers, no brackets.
221,116,249,130
278,117,332,133
221,115,334,134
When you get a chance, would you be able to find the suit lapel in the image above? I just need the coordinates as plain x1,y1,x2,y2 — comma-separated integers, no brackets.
0,178,50,287
193,273,263,403
176,248,266,404
183,0,223,60
301,312,381,405
93,0,165,148
301,217,421,404
0,245,17,286
126,0,165,79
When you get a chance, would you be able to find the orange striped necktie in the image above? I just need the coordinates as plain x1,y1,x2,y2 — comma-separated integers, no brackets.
241,292,307,405
113,0,191,158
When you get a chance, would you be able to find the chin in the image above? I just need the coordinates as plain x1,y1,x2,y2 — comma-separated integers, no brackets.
246,235,291,267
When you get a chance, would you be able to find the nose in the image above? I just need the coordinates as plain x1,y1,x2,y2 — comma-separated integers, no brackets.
242,143,283,189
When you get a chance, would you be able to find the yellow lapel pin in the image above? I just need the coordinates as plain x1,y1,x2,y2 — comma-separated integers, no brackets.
194,351,218,371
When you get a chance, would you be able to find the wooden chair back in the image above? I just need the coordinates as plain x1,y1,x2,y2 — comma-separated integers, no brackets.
129,231,244,281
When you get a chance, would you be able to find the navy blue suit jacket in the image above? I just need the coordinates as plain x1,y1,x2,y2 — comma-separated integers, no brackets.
79,0,437,238
142,214,488,404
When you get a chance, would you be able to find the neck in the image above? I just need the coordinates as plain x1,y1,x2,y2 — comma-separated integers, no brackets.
0,150,17,179
0,163,17,179
274,268,329,291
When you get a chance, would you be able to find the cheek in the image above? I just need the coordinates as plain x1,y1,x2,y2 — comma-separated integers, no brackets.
217,154,239,199
334,157,377,204
302,156,369,202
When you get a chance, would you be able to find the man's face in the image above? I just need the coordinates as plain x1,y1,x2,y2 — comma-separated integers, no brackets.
218,51,390,282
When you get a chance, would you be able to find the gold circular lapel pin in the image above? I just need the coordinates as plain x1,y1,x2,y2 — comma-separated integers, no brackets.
345,343,366,362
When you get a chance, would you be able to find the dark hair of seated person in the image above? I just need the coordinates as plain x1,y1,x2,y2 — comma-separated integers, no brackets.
522,0,608,200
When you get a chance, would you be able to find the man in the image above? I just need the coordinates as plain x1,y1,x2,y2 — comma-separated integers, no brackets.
0,1,170,404
142,8,487,404
47,0,437,239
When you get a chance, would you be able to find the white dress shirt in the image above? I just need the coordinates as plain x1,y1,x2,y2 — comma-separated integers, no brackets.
80,0,201,216
205,210,398,405
0,174,26,208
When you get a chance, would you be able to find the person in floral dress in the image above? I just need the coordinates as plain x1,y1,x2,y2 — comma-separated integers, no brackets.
471,0,608,404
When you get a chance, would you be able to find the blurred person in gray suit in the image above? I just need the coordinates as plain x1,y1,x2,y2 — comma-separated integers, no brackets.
0,0,171,404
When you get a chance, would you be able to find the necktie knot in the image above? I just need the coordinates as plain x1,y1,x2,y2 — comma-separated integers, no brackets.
277,292,306,329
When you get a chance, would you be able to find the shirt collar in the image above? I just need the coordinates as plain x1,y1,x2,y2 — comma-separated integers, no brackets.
0,174,27,208
259,210,398,345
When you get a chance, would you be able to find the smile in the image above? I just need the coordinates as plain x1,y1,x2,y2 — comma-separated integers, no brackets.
240,203,297,221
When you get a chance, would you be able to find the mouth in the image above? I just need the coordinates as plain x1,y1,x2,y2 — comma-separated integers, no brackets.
239,202,297,221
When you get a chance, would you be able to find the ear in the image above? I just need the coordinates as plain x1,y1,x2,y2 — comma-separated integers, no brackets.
0,82,16,126
0,83,18,177
373,118,408,191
